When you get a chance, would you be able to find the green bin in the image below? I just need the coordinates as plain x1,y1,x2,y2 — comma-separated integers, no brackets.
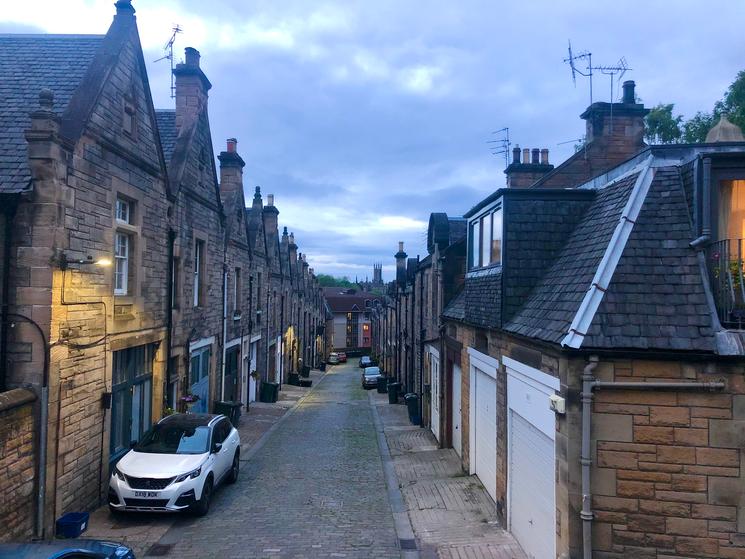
260,382,279,403
387,382,401,404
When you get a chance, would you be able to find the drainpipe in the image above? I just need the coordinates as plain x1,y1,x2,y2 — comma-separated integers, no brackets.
580,356,725,559
0,199,17,392
690,156,711,249
220,264,228,402
418,261,424,427
246,276,253,405
165,230,175,408
580,356,599,559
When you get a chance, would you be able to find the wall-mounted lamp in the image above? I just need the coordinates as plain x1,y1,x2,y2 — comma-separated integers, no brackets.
58,253,112,271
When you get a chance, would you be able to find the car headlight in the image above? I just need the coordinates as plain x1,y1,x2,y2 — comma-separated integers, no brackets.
112,466,125,481
175,467,201,483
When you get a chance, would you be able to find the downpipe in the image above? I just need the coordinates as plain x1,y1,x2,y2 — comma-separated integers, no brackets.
580,355,725,559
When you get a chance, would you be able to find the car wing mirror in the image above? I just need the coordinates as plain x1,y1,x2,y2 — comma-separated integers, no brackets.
212,442,223,454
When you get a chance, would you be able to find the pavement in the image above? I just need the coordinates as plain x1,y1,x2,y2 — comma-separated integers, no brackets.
83,361,526,558
370,388,527,559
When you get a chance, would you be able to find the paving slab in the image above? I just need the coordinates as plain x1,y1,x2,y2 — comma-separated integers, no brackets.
371,391,527,559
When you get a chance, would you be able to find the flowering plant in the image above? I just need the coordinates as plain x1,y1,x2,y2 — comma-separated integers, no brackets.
180,394,200,404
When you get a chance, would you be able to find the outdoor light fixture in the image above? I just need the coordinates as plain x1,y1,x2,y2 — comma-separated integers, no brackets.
58,253,112,271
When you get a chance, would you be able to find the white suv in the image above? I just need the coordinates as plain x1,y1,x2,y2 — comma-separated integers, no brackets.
108,413,240,516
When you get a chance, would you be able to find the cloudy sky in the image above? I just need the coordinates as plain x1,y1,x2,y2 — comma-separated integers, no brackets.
2,1,744,280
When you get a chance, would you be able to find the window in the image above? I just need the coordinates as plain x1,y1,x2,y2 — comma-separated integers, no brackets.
234,267,241,311
111,344,154,459
193,240,205,307
114,232,129,295
719,180,745,240
470,220,480,268
469,205,503,269
116,198,131,224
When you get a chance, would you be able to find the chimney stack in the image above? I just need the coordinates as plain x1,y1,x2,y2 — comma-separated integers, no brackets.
262,193,279,239
218,137,245,193
504,146,554,188
173,47,212,133
288,231,298,264
395,242,408,287
622,80,636,104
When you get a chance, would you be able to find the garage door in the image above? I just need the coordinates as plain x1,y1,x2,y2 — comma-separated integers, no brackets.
452,364,461,457
473,367,497,502
509,411,554,559
430,351,440,442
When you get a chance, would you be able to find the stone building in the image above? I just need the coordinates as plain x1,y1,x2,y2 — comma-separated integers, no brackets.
440,84,745,558
0,0,170,537
0,0,328,540
324,287,378,353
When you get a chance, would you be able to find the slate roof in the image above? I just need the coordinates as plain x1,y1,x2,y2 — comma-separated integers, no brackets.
155,110,177,165
0,34,104,193
582,168,715,351
323,287,379,313
442,289,466,321
505,172,638,343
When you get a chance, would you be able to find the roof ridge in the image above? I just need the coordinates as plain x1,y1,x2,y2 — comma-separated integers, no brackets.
0,34,105,39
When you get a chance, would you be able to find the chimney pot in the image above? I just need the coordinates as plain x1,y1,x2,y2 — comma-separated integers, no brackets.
226,138,237,153
38,88,54,111
512,146,520,164
622,80,635,104
522,148,530,165
267,194,274,206
398,241,404,252
115,0,135,15
540,148,549,165
184,47,201,68
531,148,540,165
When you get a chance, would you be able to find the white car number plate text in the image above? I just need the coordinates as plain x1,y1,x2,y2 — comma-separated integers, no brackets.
134,491,159,498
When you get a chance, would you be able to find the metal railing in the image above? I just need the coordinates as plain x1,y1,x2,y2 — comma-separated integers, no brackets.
708,239,745,329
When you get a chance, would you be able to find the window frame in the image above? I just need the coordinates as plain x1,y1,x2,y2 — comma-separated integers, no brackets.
193,239,206,307
114,231,130,296
468,202,503,271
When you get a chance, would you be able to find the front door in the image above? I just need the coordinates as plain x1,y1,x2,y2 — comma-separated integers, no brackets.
190,346,211,413
430,352,441,442
452,363,462,456
224,346,239,402
111,344,154,463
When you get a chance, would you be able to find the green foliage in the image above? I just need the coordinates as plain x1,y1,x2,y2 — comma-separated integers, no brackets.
645,104,683,144
682,111,717,143
649,69,745,144
316,274,355,288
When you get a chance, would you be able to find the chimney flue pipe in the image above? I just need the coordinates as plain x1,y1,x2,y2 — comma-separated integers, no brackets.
531,148,540,165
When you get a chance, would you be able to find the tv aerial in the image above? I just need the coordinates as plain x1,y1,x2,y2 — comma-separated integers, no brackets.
487,127,510,168
564,41,631,132
154,24,183,99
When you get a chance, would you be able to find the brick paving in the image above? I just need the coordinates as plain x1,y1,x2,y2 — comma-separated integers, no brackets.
149,363,399,558
85,369,330,558
371,391,527,559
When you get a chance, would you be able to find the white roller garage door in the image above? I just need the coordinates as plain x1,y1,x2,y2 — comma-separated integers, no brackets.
509,411,554,559
505,356,559,559
473,368,497,502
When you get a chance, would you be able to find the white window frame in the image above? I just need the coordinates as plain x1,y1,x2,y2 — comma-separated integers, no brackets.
469,202,503,270
116,197,131,224
114,232,129,296
234,267,241,311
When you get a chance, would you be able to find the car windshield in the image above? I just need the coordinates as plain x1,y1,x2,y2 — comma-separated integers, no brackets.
364,367,380,375
134,423,210,454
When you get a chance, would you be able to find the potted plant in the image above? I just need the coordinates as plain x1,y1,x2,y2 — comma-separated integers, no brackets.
180,393,200,413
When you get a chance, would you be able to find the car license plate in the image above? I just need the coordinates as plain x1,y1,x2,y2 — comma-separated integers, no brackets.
134,491,159,498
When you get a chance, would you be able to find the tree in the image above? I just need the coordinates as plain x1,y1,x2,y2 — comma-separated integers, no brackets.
682,111,717,143
645,104,683,144
648,69,745,144
316,274,355,288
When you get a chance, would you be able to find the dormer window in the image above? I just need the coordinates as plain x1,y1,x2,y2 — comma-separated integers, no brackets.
469,206,503,270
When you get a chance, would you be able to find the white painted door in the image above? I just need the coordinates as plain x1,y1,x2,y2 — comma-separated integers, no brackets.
430,353,440,442
509,411,555,559
452,364,462,457
473,368,497,502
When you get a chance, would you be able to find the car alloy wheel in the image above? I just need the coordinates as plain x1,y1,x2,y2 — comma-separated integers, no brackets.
192,476,213,516
227,451,239,484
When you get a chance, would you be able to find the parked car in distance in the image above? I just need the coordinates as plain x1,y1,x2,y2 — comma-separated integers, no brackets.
361,366,383,389
0,539,135,559
109,413,240,517
338,352,347,363
328,352,340,364
359,356,372,368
